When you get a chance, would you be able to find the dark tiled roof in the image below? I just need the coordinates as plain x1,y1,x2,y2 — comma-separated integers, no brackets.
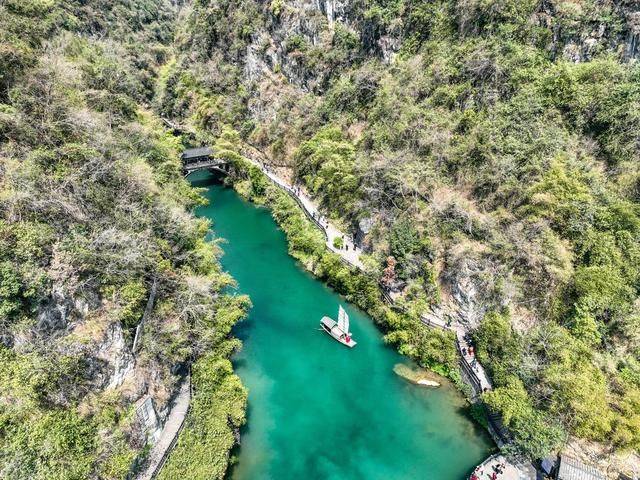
541,457,556,475
181,147,213,159
558,456,605,480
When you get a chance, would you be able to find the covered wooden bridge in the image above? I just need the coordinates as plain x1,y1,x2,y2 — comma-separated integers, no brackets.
181,147,230,176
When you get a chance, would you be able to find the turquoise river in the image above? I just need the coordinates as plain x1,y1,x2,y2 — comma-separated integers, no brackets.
192,172,493,480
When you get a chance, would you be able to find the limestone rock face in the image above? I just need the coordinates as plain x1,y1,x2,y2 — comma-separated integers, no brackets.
377,34,401,63
355,217,374,251
444,248,506,329
232,0,640,126
36,286,94,333
450,269,485,329
316,0,349,26
99,322,135,390
535,0,640,63
626,11,640,60
421,240,517,332
240,0,402,93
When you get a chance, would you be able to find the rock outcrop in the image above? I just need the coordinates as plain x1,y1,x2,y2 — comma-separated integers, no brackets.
535,0,640,62
100,323,135,390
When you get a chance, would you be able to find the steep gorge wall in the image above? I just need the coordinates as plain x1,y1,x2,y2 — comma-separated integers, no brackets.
0,1,250,478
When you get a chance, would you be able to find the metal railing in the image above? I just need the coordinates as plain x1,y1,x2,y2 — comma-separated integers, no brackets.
248,159,363,272
420,314,489,397
456,342,484,396
379,287,395,305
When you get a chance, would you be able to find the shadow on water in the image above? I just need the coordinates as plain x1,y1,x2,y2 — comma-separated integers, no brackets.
225,402,255,480
190,171,494,480
187,168,227,188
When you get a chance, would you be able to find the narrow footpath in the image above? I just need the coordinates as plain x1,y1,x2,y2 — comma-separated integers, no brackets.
137,378,191,480
242,152,365,270
421,313,493,393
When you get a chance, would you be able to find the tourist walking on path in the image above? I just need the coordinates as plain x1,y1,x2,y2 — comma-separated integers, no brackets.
244,153,364,269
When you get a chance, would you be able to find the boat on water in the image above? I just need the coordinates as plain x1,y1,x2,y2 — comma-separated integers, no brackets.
320,305,357,348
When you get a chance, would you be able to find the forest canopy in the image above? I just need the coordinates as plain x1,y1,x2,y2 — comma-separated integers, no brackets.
1,0,639,476
0,1,247,478
157,0,640,462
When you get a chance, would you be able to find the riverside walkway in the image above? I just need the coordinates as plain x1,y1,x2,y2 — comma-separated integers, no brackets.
241,148,493,396
137,378,191,480
421,312,493,394
226,149,535,480
241,150,364,270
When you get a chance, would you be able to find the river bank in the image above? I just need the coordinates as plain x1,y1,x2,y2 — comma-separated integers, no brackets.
155,295,250,480
226,156,464,384
220,155,514,476
153,153,494,479
188,175,493,478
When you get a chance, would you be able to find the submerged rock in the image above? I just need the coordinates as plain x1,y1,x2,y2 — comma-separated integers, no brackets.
416,379,441,387
393,364,441,388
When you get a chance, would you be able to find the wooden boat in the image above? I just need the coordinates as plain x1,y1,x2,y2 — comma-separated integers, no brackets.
320,305,357,348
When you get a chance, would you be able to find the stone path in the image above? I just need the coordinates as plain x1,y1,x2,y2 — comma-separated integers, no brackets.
456,329,493,392
242,154,364,270
137,378,191,480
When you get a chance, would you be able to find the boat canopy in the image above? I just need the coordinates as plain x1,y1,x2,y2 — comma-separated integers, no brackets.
321,316,337,328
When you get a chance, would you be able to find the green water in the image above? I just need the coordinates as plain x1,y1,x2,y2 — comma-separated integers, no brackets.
192,173,493,480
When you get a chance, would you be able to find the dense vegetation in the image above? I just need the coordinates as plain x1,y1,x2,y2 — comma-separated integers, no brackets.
2,0,639,475
0,1,248,478
158,0,640,464
157,295,250,480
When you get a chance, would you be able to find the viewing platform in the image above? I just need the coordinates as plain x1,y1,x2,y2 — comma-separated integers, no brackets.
470,454,535,480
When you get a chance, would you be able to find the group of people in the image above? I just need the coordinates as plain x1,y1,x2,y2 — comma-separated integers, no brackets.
309,213,360,254
311,211,330,230
260,162,362,263
461,334,483,373
470,460,507,480
339,235,356,252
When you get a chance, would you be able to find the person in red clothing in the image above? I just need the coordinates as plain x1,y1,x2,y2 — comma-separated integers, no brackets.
470,474,478,480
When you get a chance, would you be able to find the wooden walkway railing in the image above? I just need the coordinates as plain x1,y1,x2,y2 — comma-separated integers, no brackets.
420,315,492,396
279,180,328,239
241,153,362,271
280,184,361,271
